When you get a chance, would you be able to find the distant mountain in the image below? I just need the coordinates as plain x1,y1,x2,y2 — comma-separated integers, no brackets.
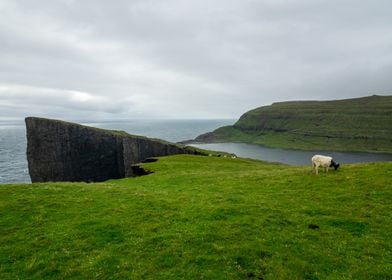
189,95,392,153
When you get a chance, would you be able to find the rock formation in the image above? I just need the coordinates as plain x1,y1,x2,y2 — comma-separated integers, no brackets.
26,117,202,183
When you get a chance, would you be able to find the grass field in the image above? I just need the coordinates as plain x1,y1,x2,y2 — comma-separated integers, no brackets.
1,155,391,279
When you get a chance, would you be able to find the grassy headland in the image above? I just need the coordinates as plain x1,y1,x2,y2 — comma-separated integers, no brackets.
190,95,392,153
1,155,391,279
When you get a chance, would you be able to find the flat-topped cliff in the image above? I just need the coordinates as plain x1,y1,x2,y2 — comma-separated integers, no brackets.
188,95,392,153
26,117,202,182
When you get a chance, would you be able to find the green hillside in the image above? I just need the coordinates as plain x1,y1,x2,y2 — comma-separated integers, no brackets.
192,95,392,153
1,155,391,279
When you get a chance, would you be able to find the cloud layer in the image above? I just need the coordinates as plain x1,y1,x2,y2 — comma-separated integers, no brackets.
1,0,391,120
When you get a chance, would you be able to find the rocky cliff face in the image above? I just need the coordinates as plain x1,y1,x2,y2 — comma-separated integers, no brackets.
26,117,201,183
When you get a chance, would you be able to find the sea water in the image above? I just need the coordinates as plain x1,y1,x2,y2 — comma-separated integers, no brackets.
0,119,391,184
0,122,30,184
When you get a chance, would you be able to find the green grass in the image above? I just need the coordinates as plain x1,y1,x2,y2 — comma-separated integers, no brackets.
1,155,391,279
193,95,392,153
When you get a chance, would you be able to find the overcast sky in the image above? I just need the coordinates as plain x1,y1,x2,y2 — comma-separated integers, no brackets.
1,0,391,121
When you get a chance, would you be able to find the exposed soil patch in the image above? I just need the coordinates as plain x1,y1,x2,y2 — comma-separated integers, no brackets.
131,165,154,176
308,224,320,230
141,158,159,163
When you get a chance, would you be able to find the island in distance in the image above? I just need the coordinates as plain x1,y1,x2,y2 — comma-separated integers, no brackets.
183,95,392,153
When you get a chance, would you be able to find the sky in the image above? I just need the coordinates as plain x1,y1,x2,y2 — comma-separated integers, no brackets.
1,0,391,121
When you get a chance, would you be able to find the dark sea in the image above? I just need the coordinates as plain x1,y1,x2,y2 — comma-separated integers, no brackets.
1,119,391,184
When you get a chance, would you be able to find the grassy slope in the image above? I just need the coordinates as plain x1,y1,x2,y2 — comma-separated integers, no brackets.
193,95,392,153
1,155,391,279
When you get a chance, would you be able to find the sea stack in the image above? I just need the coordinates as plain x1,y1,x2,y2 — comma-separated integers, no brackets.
25,117,200,183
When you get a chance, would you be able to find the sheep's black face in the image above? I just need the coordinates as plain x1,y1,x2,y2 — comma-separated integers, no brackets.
330,160,340,170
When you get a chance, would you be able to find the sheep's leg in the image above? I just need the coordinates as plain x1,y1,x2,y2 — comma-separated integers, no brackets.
312,162,317,174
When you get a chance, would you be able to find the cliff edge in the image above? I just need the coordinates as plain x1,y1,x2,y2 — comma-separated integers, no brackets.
26,117,202,183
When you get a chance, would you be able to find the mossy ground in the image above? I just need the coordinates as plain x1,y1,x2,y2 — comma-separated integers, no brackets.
202,126,392,153
1,155,391,279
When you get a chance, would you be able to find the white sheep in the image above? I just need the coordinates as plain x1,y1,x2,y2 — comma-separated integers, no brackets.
311,154,340,174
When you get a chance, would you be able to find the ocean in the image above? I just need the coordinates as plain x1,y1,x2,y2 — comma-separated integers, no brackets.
0,119,234,184
1,119,391,184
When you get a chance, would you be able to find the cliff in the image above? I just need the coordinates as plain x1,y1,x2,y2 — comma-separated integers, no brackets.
26,117,202,183
188,95,392,153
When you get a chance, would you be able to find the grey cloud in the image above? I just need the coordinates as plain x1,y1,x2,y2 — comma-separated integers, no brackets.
0,0,391,121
